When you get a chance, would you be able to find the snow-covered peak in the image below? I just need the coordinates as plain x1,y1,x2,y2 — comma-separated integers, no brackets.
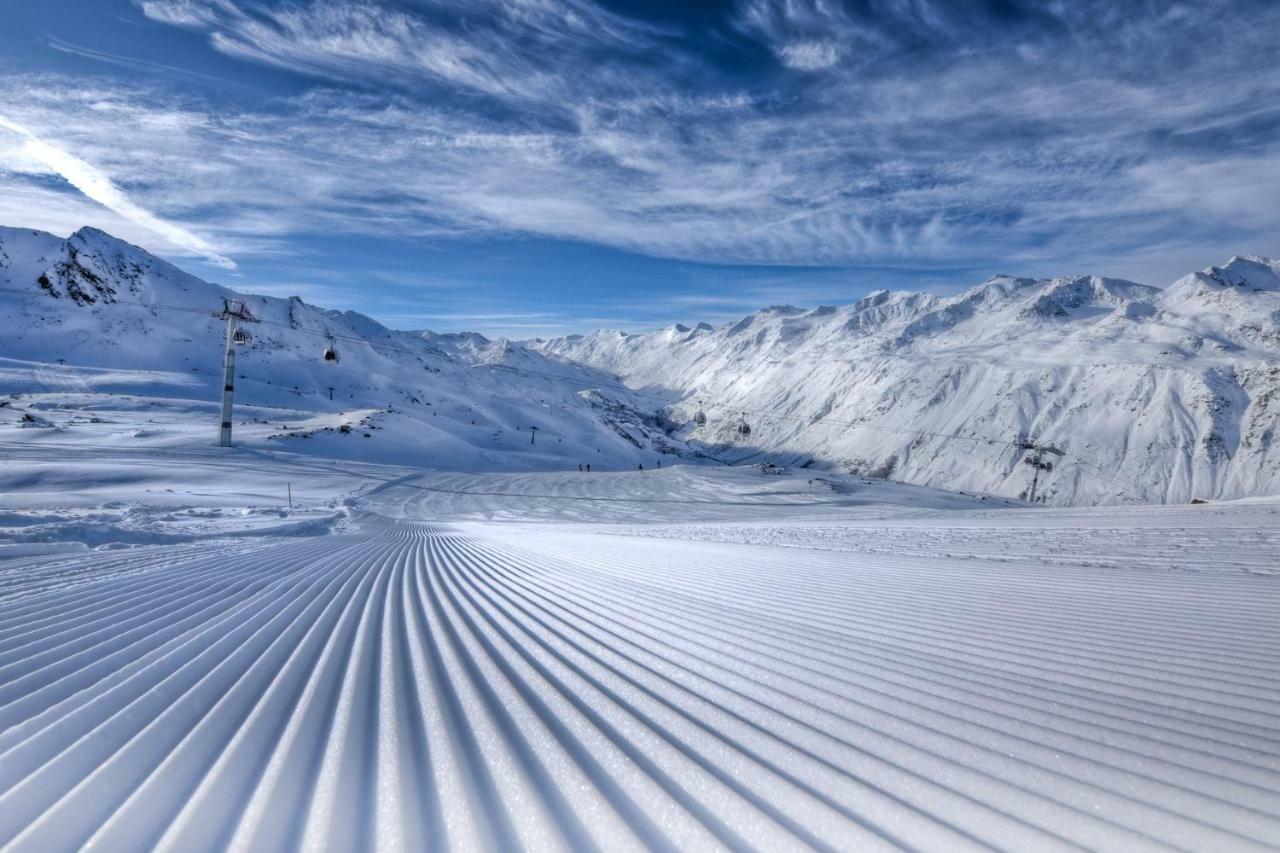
534,255,1280,505
411,329,492,359
0,225,695,471
0,227,64,285
1163,255,1280,302
1157,256,1280,345
68,225,138,254
1211,255,1280,289
1017,275,1159,320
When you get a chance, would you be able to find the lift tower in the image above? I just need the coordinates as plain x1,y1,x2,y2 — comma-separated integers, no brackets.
1017,438,1065,503
213,299,259,447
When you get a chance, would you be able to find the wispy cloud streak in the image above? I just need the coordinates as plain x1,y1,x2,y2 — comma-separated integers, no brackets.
0,0,1276,285
0,113,236,268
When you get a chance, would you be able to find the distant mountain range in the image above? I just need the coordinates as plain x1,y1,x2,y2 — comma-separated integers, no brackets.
533,257,1280,504
4,224,1278,504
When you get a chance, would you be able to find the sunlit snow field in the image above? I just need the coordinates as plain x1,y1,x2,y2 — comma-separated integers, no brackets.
2,403,1279,850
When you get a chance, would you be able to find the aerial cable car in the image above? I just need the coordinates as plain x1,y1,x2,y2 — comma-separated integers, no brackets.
323,335,340,363
736,412,751,439
232,327,251,346
693,398,706,427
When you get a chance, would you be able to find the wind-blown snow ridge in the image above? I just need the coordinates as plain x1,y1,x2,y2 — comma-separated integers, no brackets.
0,474,1278,850
535,259,1280,505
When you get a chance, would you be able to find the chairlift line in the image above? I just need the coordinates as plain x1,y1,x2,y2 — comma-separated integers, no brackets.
0,285,1065,450
2,282,1102,484
0,287,1019,445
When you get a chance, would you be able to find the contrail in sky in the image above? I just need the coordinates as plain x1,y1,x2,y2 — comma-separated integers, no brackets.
0,113,236,269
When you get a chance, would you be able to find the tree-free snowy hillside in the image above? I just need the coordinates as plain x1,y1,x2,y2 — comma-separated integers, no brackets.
533,260,1280,504
0,226,689,470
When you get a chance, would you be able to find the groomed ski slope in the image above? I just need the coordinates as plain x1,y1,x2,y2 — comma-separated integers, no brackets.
1,467,1279,851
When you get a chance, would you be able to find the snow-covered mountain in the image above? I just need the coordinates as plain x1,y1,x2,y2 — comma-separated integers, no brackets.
533,260,1280,504
7,224,1278,504
0,226,689,470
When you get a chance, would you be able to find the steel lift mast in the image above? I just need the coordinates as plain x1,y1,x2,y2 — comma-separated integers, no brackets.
1017,438,1065,503
213,298,260,447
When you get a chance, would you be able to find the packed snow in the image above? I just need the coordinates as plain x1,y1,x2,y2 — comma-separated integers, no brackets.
1,451,1278,850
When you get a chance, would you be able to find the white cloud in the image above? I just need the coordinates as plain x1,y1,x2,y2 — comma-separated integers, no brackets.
0,113,236,269
137,0,661,104
778,41,842,71
135,0,229,27
0,0,1274,279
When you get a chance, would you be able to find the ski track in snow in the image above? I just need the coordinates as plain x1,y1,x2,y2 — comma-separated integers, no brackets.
594,519,1280,576
1,479,1279,850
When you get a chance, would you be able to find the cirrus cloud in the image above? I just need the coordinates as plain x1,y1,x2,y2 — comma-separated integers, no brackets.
0,0,1276,290
0,112,236,269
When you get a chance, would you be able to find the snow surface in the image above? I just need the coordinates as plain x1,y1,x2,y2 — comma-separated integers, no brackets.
534,259,1280,505
0,226,692,473
2,224,1279,848
1,449,1278,850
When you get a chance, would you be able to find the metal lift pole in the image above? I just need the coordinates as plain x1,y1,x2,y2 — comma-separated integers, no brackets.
214,299,259,448
218,313,238,447
1017,438,1065,504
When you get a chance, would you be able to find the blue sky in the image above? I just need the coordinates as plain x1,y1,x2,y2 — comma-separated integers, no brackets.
1,0,1277,337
